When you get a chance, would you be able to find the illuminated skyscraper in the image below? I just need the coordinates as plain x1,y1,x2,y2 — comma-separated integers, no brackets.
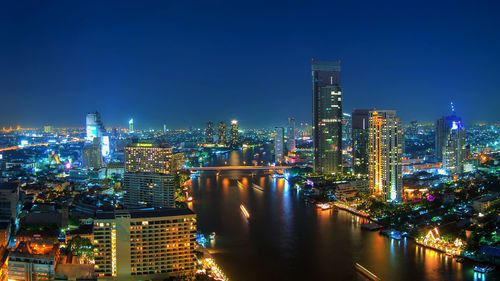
129,118,134,133
286,117,296,152
93,208,196,279
274,127,285,163
312,60,342,174
229,120,239,148
368,110,403,202
218,121,226,145
352,109,370,175
86,111,106,142
436,108,465,174
205,121,214,143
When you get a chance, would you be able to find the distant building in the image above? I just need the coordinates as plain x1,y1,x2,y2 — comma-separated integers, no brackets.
205,121,214,143
436,110,466,175
312,60,342,175
229,120,239,148
274,127,285,163
286,117,296,152
129,118,134,133
217,121,226,145
93,208,196,280
368,110,403,202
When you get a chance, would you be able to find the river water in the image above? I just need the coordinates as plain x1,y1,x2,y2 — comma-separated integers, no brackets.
189,147,497,281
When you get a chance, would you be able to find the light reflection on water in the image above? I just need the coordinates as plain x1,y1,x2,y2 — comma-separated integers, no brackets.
190,148,498,281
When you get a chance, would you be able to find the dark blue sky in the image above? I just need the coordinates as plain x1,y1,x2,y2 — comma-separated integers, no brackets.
1,0,499,129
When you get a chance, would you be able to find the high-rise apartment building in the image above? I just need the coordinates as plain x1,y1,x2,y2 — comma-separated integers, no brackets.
274,127,285,163
124,143,175,209
82,138,103,169
217,121,226,145
368,110,403,202
286,117,296,152
312,60,342,174
124,143,172,175
123,173,175,208
93,208,196,280
436,112,465,174
352,109,370,175
229,120,239,148
0,182,19,222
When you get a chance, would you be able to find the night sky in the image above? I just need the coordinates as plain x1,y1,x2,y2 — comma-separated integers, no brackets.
1,1,499,129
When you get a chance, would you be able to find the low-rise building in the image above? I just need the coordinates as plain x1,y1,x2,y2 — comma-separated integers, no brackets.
473,193,500,213
93,208,196,280
7,240,58,281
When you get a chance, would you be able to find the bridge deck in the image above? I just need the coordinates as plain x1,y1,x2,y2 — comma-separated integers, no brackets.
186,166,290,171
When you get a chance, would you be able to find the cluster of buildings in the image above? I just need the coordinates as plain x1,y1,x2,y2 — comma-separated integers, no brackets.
311,60,468,202
0,114,200,281
204,120,240,148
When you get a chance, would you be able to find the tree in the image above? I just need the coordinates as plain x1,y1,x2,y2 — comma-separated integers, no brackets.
67,235,94,260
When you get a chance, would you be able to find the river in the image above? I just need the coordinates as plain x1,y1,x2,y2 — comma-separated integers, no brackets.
189,147,498,281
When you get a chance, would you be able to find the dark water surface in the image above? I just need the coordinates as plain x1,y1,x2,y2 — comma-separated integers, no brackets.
190,148,497,281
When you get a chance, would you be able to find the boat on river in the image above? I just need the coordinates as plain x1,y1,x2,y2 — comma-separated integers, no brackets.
240,204,250,219
252,183,264,191
355,263,381,280
474,265,496,273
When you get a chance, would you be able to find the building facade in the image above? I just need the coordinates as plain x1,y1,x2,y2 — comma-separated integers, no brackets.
124,143,175,209
217,121,226,145
286,117,296,153
86,111,106,142
312,60,343,175
123,173,175,208
368,110,403,202
229,120,239,148
436,114,465,174
124,143,172,175
0,182,19,222
352,109,370,175
274,127,285,163
93,209,196,280
205,121,214,143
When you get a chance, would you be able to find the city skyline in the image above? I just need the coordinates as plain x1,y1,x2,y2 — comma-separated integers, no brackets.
1,1,500,128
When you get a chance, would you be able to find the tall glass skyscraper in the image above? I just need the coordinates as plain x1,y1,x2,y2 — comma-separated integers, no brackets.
312,60,342,174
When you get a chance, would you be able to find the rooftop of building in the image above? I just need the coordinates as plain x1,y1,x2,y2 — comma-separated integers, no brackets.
475,193,500,203
0,182,18,190
96,208,195,220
